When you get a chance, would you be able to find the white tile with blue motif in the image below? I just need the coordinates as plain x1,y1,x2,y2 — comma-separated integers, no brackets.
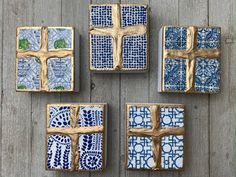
46,105,105,171
127,105,184,170
16,27,73,91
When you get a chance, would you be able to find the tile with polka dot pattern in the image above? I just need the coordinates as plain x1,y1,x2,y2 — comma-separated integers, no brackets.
46,103,107,172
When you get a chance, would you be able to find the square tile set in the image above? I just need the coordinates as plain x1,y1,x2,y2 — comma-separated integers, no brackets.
15,4,220,172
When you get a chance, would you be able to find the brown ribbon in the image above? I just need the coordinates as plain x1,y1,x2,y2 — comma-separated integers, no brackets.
127,105,184,170
16,27,73,91
47,105,104,171
163,26,221,92
90,4,147,70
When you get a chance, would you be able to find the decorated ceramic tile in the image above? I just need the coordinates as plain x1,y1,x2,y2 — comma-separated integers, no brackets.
128,136,154,169
17,57,41,90
48,27,73,50
126,104,184,171
18,28,41,51
46,103,106,172
78,133,103,170
158,26,221,93
128,106,151,128
195,57,220,92
161,135,183,169
89,4,149,72
47,58,72,90
164,59,186,91
16,26,75,92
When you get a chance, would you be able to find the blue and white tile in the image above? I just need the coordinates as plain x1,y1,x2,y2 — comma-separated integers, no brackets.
48,106,71,128
121,5,147,28
90,5,113,28
78,133,103,170
128,136,154,169
78,106,103,127
48,28,72,50
123,34,147,69
91,35,113,69
47,58,72,91
160,107,184,128
164,58,187,91
165,27,187,50
161,135,184,169
18,28,41,51
47,134,72,170
17,57,40,90
197,27,221,49
195,57,220,93
129,106,151,129
90,5,113,27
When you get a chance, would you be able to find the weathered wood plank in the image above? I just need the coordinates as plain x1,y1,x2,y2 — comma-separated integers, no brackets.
209,0,236,176
59,0,91,176
149,1,179,177
90,0,121,176
1,0,33,177
30,1,62,177
120,0,149,177
0,0,3,175
60,0,91,102
177,0,209,177
1,1,235,177
178,1,209,177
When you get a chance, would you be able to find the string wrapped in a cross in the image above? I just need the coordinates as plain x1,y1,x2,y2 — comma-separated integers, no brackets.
89,4,148,71
126,104,185,170
46,104,106,171
162,26,221,93
16,27,74,91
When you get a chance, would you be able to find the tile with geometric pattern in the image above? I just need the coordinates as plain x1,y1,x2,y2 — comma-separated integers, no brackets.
126,103,184,171
89,4,149,72
160,107,184,169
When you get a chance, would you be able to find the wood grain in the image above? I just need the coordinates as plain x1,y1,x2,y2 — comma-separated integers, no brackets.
120,0,150,177
209,0,236,177
1,0,33,177
0,0,3,175
90,0,121,177
30,1,62,177
0,0,235,177
149,1,178,177
178,1,209,177
60,1,91,176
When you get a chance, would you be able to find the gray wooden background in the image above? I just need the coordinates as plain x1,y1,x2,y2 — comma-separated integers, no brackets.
0,0,236,177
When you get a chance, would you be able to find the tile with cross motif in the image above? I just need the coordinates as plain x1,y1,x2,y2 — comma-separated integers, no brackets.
46,103,107,172
126,103,185,171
